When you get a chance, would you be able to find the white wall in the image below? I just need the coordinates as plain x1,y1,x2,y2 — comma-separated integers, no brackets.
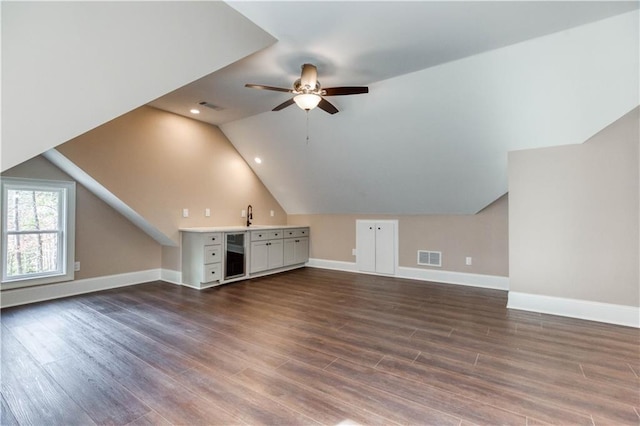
508,108,639,326
1,1,275,171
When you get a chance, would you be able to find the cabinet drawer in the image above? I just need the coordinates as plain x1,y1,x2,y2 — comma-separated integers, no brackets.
202,232,222,245
204,245,221,264
203,264,221,283
267,229,283,239
284,228,309,238
251,230,270,241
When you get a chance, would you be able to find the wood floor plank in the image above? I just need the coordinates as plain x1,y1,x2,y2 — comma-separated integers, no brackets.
124,410,172,426
230,365,400,425
475,353,640,406
94,298,290,371
32,305,245,424
44,356,151,425
376,353,594,424
175,365,320,425
55,322,244,425
1,326,97,425
1,394,18,426
1,268,638,425
276,359,463,425
98,288,339,369
325,357,528,425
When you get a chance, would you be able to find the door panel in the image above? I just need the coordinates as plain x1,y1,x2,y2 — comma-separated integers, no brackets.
356,220,376,272
375,223,395,274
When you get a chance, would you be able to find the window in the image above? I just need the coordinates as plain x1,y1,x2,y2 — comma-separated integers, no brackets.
1,177,75,289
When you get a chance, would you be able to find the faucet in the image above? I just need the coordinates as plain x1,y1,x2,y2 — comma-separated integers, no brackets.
246,205,253,227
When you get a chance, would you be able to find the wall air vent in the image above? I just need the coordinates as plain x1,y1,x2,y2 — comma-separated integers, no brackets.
417,250,442,267
198,101,224,111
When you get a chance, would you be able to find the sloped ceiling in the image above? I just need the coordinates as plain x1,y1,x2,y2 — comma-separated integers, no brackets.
150,1,639,215
1,1,275,171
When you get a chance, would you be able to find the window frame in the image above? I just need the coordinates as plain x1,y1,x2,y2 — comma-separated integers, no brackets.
1,177,76,289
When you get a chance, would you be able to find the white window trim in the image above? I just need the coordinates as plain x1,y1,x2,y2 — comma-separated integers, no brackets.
1,177,76,290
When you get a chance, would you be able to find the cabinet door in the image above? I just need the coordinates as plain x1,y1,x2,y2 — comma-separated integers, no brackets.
284,238,309,266
356,220,377,272
250,241,269,273
294,237,309,264
283,238,296,266
375,222,395,275
267,239,284,269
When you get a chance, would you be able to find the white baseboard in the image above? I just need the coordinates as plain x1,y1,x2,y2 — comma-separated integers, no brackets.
397,266,509,290
508,292,640,328
306,258,509,290
160,268,182,285
306,258,359,272
1,269,163,308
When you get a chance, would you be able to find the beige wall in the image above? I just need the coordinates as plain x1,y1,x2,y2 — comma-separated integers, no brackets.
288,195,509,276
1,156,161,280
509,108,639,306
56,106,287,249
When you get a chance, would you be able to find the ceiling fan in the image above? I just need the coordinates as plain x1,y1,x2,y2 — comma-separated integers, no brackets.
245,63,368,115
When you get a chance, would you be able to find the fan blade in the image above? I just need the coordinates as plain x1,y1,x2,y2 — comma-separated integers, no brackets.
318,98,339,115
245,84,293,93
323,86,369,96
272,98,295,111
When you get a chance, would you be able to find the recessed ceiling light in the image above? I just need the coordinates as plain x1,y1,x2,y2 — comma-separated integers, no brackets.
190,108,200,114
254,157,262,164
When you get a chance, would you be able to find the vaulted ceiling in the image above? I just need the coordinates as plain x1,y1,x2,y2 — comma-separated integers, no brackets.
149,1,639,215
4,2,638,217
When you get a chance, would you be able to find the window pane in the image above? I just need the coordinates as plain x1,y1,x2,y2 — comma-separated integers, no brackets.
6,189,60,231
5,233,60,278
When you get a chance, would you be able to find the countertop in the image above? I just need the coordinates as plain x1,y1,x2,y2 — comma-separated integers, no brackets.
179,225,307,233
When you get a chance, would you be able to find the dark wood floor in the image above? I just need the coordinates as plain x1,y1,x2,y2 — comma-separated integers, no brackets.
1,268,638,425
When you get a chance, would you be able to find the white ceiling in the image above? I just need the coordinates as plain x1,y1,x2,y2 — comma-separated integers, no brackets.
148,1,639,215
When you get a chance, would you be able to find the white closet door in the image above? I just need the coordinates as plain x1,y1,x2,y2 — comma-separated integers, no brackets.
375,222,396,275
356,220,376,272
356,220,396,274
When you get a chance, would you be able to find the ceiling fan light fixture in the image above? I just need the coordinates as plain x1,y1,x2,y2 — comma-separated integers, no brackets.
293,93,321,111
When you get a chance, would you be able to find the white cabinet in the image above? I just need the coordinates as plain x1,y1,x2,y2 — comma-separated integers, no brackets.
181,232,222,289
283,228,310,266
356,220,397,275
250,229,284,273
181,226,310,288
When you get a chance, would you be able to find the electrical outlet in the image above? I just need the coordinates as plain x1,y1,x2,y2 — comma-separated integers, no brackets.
205,208,211,217
270,210,274,217
465,257,472,266
182,208,189,218
352,248,357,256
74,261,80,271
241,209,246,218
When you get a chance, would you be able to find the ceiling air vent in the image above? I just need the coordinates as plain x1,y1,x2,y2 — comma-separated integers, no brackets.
417,250,442,267
198,101,224,111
